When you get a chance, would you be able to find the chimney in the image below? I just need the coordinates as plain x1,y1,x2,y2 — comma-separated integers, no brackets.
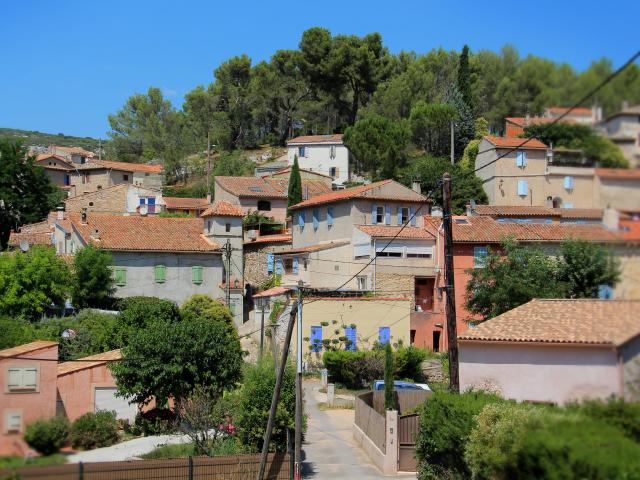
592,105,603,123
431,206,443,217
545,196,553,208
57,206,65,221
602,206,620,231
466,204,474,217
412,180,422,194
81,208,87,224
91,228,100,240
206,193,212,203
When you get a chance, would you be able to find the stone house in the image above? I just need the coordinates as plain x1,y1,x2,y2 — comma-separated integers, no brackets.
597,103,640,167
163,197,210,216
286,134,351,185
504,106,599,137
63,184,164,215
458,299,640,404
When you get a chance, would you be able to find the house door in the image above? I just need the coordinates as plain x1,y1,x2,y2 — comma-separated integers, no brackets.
414,278,434,311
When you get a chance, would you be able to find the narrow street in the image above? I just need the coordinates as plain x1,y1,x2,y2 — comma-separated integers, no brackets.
301,381,416,480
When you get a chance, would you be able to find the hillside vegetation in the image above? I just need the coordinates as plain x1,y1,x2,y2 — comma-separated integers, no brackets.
0,127,104,152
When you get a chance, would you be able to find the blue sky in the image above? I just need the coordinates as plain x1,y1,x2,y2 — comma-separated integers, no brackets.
1,0,638,138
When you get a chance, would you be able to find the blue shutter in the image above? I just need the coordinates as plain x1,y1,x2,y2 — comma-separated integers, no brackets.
313,209,319,230
275,258,283,275
517,180,528,196
516,150,527,167
410,206,417,226
266,253,274,274
327,207,333,227
473,246,488,268
148,197,156,205
139,198,146,205
385,205,391,225
371,204,378,224
311,326,323,352
378,327,390,345
345,326,357,351
598,285,614,299
397,207,402,225
298,211,305,230
564,176,574,190
564,203,574,209
292,257,299,274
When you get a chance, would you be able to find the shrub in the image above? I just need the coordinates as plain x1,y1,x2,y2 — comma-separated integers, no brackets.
415,390,503,479
23,416,70,455
566,397,640,442
322,350,383,389
180,294,233,325
130,408,177,436
395,346,427,380
70,411,119,449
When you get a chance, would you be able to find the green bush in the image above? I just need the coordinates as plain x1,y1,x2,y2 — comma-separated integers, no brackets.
0,316,36,350
114,296,180,345
70,411,119,450
395,346,427,380
322,350,383,389
130,408,177,436
566,397,640,442
23,416,70,455
415,390,503,479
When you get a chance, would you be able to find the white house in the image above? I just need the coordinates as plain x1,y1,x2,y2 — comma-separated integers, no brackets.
286,134,350,186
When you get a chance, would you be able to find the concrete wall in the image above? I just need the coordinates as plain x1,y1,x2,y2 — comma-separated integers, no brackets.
287,143,349,185
620,336,640,400
0,345,58,456
57,364,117,422
459,342,620,404
596,177,640,211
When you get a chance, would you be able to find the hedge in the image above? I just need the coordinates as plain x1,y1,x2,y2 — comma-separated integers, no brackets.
70,411,119,450
24,416,70,455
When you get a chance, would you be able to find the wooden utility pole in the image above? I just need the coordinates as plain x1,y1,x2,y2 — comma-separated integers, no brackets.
450,120,455,165
206,132,212,202
257,301,299,480
259,300,266,358
224,240,232,307
442,173,460,393
294,282,304,480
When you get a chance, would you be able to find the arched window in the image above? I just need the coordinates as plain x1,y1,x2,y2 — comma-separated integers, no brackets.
257,200,271,211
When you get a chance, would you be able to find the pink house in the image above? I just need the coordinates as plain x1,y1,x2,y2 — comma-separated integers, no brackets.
459,299,640,404
0,341,59,457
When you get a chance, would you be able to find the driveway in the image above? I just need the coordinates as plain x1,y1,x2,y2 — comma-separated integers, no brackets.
302,381,416,479
66,433,192,463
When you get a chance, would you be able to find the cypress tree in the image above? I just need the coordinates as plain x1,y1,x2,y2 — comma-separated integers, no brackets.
457,45,472,110
384,342,397,410
287,154,303,211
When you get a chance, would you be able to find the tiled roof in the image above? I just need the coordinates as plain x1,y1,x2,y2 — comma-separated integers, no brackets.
36,153,73,164
595,168,640,180
0,341,58,358
355,225,435,239
9,220,54,247
505,117,555,127
53,146,95,157
71,215,221,253
483,135,547,150
289,180,424,210
57,350,122,376
215,176,332,199
547,107,592,115
243,234,292,246
287,134,344,144
253,286,293,298
473,205,603,220
163,197,209,210
458,299,640,346
76,159,163,173
273,241,350,255
620,220,640,240
555,208,603,220
264,167,332,179
270,179,333,198
200,200,244,217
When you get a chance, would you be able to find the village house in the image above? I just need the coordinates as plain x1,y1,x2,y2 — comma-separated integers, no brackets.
458,299,640,404
286,134,351,185
63,184,165,215
504,106,600,137
163,196,210,216
469,204,604,224
596,102,640,168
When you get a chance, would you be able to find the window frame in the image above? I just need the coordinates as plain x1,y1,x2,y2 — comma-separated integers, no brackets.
298,146,306,158
192,266,204,285
225,223,231,233
375,206,384,224
154,264,166,283
473,246,489,268
6,365,39,393
4,410,23,434
114,267,127,286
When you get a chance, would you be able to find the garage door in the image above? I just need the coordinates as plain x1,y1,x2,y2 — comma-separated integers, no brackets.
94,387,137,422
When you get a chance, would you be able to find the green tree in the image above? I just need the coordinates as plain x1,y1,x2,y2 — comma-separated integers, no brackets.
71,245,115,309
460,117,489,169
409,102,457,157
113,296,181,346
465,239,565,321
111,310,243,405
0,139,61,250
457,45,472,109
384,342,396,410
445,84,476,161
180,294,233,325
0,247,71,320
343,115,409,178
559,239,620,298
287,155,303,210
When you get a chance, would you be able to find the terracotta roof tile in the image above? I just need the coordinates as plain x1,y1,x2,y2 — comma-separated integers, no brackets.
9,220,54,247
270,179,332,198
0,341,58,358
287,134,343,144
473,205,559,217
547,107,592,115
163,197,209,210
504,117,556,127
76,159,163,174
484,135,547,150
215,176,332,199
458,299,640,346
243,234,292,246
53,146,95,157
253,286,293,298
273,241,350,255
554,208,603,220
264,167,332,179
595,168,640,180
356,225,435,239
620,220,640,240
200,200,244,217
57,350,122,376
71,215,221,253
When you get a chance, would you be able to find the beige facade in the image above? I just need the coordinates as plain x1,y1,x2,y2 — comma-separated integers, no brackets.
595,175,640,211
64,184,163,215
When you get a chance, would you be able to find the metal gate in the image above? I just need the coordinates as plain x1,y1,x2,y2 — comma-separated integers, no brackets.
398,413,419,471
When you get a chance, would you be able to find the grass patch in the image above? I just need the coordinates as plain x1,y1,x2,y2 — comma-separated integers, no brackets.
0,454,67,469
318,400,355,411
140,438,244,459
319,386,367,397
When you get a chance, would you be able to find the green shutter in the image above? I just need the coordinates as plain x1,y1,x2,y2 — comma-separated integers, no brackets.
154,264,166,283
192,266,203,284
114,268,127,286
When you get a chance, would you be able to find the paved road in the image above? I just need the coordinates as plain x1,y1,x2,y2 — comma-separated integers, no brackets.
302,381,416,479
66,433,192,463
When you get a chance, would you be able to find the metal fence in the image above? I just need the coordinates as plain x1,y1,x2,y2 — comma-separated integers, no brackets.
0,454,291,480
354,392,386,453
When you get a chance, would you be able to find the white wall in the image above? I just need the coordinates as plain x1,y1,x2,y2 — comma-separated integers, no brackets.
459,342,620,404
287,143,349,185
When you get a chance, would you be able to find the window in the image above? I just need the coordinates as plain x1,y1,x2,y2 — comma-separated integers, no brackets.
5,411,22,433
257,200,271,211
384,205,391,225
114,268,127,286
373,205,384,224
89,202,94,207
345,326,356,351
329,167,337,178
225,223,231,233
275,258,284,275
64,174,70,186
192,266,203,284
516,150,527,168
298,211,305,230
564,203,574,209
327,207,333,228
376,251,402,257
266,252,274,274
310,326,322,352
564,176,574,191
330,145,336,159
598,285,614,299
357,276,367,290
139,198,146,205
292,257,299,274
298,146,306,158
410,206,417,226
378,327,391,345
398,207,409,225
312,209,319,231
7,367,38,392
473,246,488,268
283,258,293,274
207,220,211,232
147,197,156,214
517,179,528,196
123,174,129,181
154,264,166,283
407,253,432,258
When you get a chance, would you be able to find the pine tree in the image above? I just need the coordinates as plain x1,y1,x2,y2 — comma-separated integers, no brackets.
287,154,303,210
457,45,472,110
384,342,397,410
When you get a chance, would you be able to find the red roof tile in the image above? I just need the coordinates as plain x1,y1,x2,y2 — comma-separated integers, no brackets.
547,107,592,115
76,159,163,174
273,241,350,255
473,205,559,217
483,135,547,150
504,117,556,127
264,167,332,179
356,225,435,239
287,134,344,144
8,220,54,247
216,176,332,199
200,200,244,217
57,350,122,376
595,168,640,180
163,197,210,210
620,220,640,240
0,341,58,358
253,286,293,298
243,234,292,246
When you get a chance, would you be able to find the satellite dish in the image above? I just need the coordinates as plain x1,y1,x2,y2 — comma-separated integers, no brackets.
470,199,477,210
19,240,30,253
61,329,77,340
139,205,148,216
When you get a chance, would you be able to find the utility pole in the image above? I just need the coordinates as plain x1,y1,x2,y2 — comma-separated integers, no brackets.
257,300,299,480
98,139,102,160
450,120,455,165
224,240,232,308
442,173,459,393
259,299,266,358
294,281,304,480
206,132,212,203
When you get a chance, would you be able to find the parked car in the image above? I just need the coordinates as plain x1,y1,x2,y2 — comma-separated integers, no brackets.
372,380,431,392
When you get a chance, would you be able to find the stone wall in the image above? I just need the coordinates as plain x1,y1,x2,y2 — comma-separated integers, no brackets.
64,185,127,213
244,245,277,289
375,272,414,302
